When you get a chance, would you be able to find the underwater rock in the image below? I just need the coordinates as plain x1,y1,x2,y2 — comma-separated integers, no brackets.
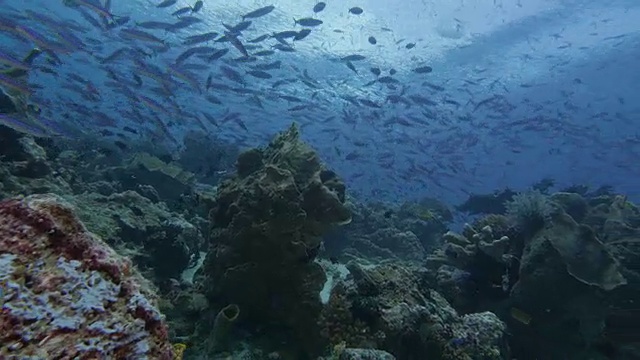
0,126,51,179
509,207,626,355
108,152,195,206
335,199,448,263
178,131,239,185
550,191,588,222
426,224,517,313
0,130,73,200
471,214,512,239
347,229,426,263
433,224,514,269
521,209,626,291
320,262,508,359
338,348,396,360
0,194,173,359
203,123,351,355
456,189,517,215
69,190,204,281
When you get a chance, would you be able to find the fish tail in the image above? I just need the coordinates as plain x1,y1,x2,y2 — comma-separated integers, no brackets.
293,17,297,26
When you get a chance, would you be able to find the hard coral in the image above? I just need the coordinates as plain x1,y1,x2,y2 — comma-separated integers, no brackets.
204,123,352,355
0,194,174,359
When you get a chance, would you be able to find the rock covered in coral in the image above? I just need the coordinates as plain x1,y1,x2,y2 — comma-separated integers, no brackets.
107,152,196,207
549,192,588,222
203,123,351,355
509,206,626,355
347,228,426,263
338,348,396,360
0,194,174,359
68,190,204,281
319,263,508,359
334,198,451,264
0,128,70,199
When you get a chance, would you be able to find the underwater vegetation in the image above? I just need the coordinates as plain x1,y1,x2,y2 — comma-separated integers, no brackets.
1,0,639,359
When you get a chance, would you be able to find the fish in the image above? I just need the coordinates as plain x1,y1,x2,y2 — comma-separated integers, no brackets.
183,32,218,45
349,7,364,14
172,6,192,16
246,70,272,79
273,30,298,41
224,20,252,34
370,67,381,76
0,73,32,96
248,34,270,43
253,60,281,70
341,54,365,62
0,51,29,71
207,48,229,61
191,0,204,13
294,18,323,27
405,42,416,49
273,43,295,52
0,113,50,137
294,29,312,41
156,0,177,8
368,36,377,45
313,2,326,13
241,5,275,20
345,61,357,73
220,65,244,84
224,31,249,57
378,76,398,84
175,46,216,64
136,21,176,30
413,65,433,74
252,50,274,57
74,0,115,21
119,28,165,45
167,16,202,31
510,307,532,325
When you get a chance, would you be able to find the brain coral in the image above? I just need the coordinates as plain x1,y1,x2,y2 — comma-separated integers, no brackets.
0,194,174,359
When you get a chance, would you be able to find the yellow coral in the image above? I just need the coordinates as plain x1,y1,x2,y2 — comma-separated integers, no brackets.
172,343,187,360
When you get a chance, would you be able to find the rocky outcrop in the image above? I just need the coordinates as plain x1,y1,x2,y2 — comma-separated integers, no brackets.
0,194,174,359
319,263,508,360
202,124,351,355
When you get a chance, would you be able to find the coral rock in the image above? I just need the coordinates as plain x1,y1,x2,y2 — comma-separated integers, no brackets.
339,348,396,360
0,194,174,359
204,123,351,355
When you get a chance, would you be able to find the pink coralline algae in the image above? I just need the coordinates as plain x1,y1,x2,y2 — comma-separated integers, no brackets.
0,194,174,359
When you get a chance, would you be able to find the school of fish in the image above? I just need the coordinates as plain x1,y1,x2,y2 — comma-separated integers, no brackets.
0,0,638,202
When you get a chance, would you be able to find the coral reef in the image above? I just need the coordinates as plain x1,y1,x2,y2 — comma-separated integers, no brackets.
329,198,451,264
3,121,640,359
0,126,206,286
202,123,352,356
319,262,508,359
429,190,635,359
456,189,516,215
336,348,396,360
69,190,204,281
0,194,173,359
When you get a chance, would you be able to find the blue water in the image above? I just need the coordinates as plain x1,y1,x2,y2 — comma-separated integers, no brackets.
1,0,639,207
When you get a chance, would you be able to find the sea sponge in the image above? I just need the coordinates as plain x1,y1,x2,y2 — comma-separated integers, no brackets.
208,304,240,352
